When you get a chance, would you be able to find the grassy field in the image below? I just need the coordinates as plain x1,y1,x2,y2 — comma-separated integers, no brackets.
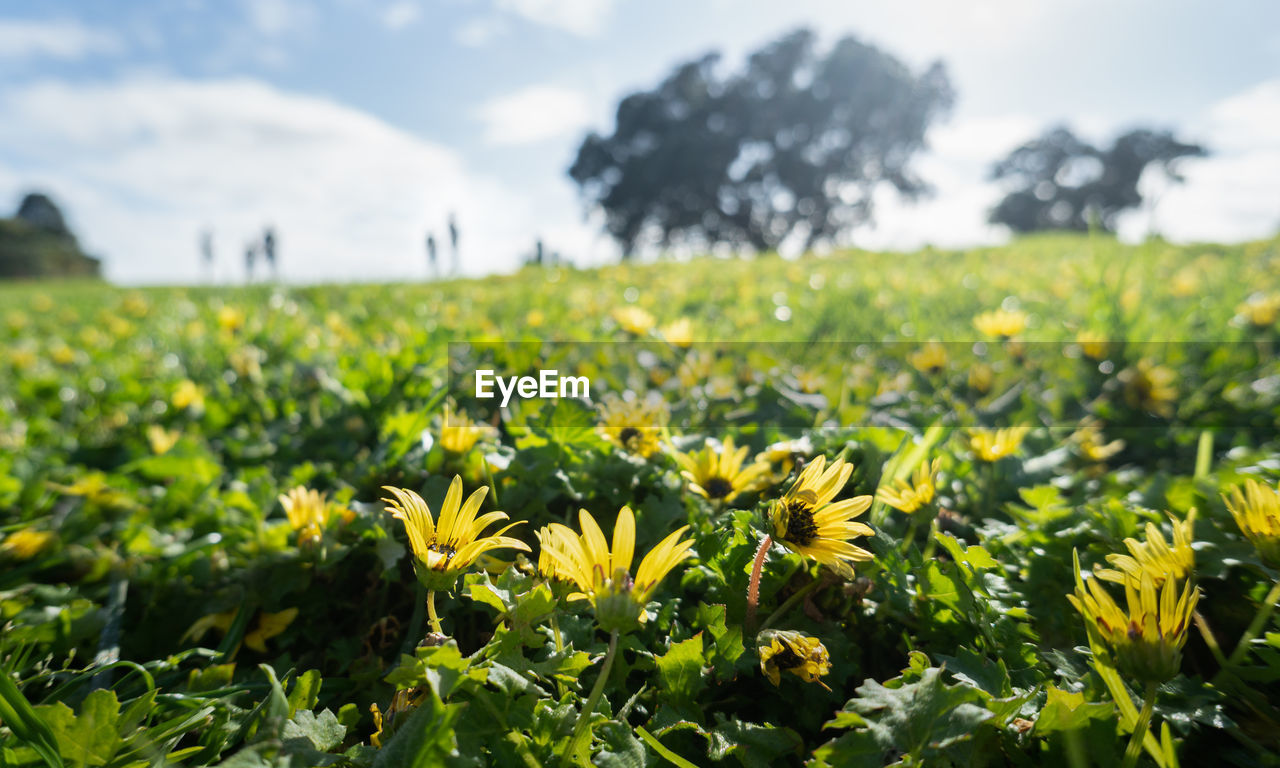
3,233,1280,767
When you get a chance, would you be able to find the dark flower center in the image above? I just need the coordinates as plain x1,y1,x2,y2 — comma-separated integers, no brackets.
771,646,804,669
782,499,818,546
703,476,735,499
619,427,641,446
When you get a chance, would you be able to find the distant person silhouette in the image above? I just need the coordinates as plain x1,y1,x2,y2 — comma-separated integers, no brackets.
426,233,438,277
244,242,257,283
447,213,459,274
262,228,277,280
199,230,214,282
534,238,544,266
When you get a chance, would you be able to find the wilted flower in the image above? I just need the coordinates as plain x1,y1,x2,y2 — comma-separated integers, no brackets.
1068,551,1197,684
674,436,771,504
770,455,874,578
613,306,655,335
758,629,831,689
1223,479,1280,566
968,427,1029,462
383,476,529,591
876,458,940,515
1096,510,1196,588
598,393,668,458
973,308,1028,338
1119,359,1177,418
537,506,693,632
0,528,55,560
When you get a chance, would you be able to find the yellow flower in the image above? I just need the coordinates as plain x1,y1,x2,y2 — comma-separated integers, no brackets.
877,458,940,515
244,608,299,653
279,486,343,546
770,455,874,578
182,610,236,644
1237,293,1280,328
613,306,655,335
1068,551,1197,684
146,425,180,455
383,476,529,590
968,427,1029,462
909,342,949,374
537,506,693,632
1119,359,1177,418
758,629,831,689
439,411,493,454
1223,479,1280,566
674,436,770,504
1096,510,1196,588
973,307,1028,338
0,528,55,560
1076,330,1110,361
172,379,205,412
1072,419,1124,463
598,393,667,458
659,317,694,347
968,362,994,394
217,305,246,334
756,437,812,483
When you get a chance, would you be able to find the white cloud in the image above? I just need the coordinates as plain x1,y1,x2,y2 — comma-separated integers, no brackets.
0,18,122,61
242,0,314,37
1123,79,1280,243
0,76,552,284
476,85,592,146
380,1,422,31
495,0,614,37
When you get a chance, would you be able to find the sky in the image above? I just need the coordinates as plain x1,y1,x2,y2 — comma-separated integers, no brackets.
0,0,1278,284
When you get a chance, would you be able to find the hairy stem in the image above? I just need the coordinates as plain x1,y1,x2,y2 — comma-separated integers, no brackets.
563,630,619,765
426,590,443,635
745,535,772,632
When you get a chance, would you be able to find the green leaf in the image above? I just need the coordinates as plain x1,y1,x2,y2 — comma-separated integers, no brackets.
933,532,1000,571
286,669,323,718
37,689,123,767
708,718,802,768
594,721,646,768
655,633,706,706
1033,686,1114,735
371,692,461,768
0,672,65,768
282,709,346,752
839,667,993,761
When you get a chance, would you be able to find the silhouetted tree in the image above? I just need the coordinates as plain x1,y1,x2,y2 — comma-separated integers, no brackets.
569,29,953,257
1,192,100,279
989,126,1207,233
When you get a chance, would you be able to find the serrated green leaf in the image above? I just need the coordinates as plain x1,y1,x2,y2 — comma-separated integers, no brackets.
655,634,706,706
1032,686,1114,735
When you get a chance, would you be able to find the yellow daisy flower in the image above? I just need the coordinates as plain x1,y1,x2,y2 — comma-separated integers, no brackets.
968,427,1029,462
659,317,694,348
908,342,949,374
758,629,832,689
1223,479,1280,566
1068,551,1197,684
1076,330,1110,361
1072,419,1125,463
1119,359,1177,418
1096,510,1196,588
382,476,530,591
439,411,493,454
876,458,940,515
146,425,181,455
0,528,55,560
674,436,770,504
172,379,205,412
537,506,693,632
279,486,348,547
1237,293,1280,328
613,306,655,335
244,608,299,653
973,308,1028,338
770,455,874,578
597,393,668,458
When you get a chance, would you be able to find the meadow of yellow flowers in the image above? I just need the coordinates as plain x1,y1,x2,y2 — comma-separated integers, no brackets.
2,234,1280,766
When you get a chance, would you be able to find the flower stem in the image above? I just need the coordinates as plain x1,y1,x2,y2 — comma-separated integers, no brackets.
1192,611,1228,669
745,535,772,632
550,612,567,698
426,590,443,635
759,578,822,633
563,629,619,765
1226,578,1280,667
1121,681,1158,768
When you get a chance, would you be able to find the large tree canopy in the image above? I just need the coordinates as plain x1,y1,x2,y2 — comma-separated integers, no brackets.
989,126,1207,234
568,29,954,257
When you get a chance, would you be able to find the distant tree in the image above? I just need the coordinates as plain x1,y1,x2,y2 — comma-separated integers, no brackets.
989,126,1207,234
0,192,100,279
568,29,954,257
